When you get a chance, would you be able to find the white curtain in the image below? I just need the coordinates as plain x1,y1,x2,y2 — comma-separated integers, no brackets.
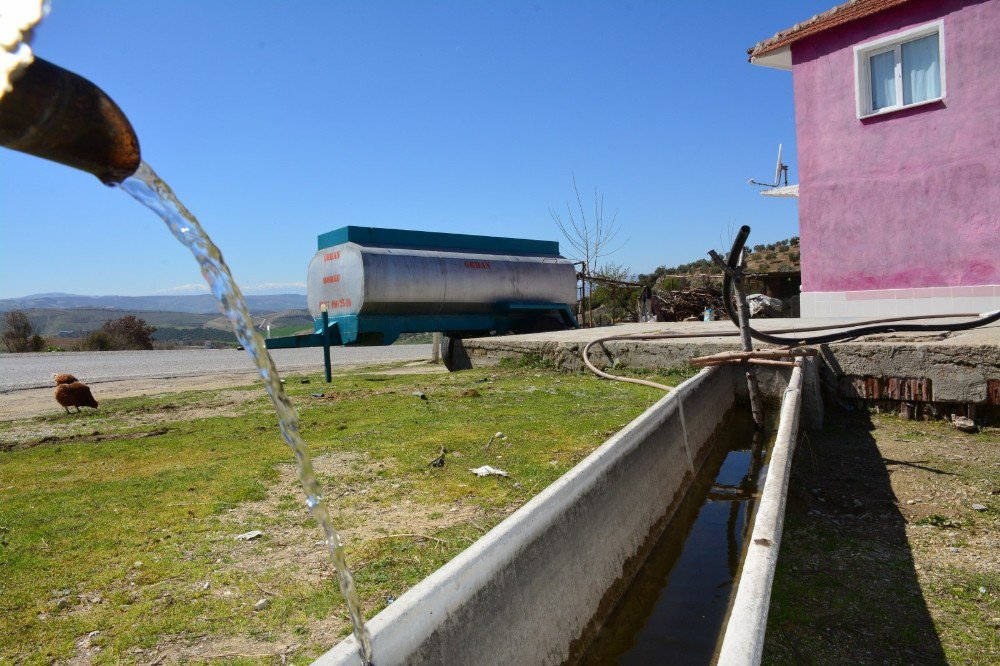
903,34,941,104
870,50,897,110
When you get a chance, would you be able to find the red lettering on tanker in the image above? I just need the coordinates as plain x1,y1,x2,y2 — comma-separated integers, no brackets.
464,260,491,269
324,251,341,261
323,274,341,284
318,298,352,310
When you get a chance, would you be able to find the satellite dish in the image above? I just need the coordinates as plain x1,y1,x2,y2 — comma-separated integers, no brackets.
748,143,790,188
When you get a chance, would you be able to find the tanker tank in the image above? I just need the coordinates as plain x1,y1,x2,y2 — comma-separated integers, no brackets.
307,237,577,319
268,227,579,366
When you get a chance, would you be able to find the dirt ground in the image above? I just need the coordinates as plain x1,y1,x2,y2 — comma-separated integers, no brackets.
0,363,446,422
0,373,265,422
765,407,999,665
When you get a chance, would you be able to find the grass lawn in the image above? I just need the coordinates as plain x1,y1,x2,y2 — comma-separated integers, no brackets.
0,361,691,664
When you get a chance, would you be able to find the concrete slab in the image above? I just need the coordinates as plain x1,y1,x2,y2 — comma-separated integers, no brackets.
454,317,1000,406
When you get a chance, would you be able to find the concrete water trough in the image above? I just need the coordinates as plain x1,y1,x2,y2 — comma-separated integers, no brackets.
317,362,812,665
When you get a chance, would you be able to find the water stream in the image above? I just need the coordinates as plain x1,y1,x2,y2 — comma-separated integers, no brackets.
121,162,373,665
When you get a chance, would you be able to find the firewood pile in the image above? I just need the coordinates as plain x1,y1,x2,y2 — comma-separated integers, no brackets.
650,286,724,322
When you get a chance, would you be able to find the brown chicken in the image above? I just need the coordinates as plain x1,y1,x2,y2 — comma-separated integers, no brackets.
54,382,98,413
52,372,79,385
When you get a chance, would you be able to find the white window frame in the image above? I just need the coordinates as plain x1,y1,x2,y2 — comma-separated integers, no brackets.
854,20,945,119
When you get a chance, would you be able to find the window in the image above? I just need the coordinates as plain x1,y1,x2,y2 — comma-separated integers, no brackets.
854,21,945,118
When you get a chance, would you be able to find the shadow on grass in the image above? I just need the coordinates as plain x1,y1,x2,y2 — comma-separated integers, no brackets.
764,407,946,665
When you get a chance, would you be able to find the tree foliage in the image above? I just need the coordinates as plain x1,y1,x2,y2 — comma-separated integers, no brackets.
2,311,39,352
591,263,635,321
102,315,157,350
82,331,115,351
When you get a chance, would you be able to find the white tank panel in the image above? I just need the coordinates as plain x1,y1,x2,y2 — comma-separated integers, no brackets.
307,242,576,319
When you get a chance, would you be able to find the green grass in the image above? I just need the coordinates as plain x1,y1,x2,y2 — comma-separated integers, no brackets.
265,325,312,338
0,364,693,664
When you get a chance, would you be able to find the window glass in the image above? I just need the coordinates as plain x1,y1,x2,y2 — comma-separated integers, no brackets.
902,33,941,105
870,50,897,110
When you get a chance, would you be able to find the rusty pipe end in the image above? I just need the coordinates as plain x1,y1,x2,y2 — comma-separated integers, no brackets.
0,58,140,184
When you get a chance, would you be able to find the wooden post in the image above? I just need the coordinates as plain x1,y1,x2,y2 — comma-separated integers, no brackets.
709,250,764,430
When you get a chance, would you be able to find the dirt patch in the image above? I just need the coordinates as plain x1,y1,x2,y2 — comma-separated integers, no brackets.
0,366,445,423
122,389,263,426
127,635,300,665
218,452,483,584
0,388,262,450
2,427,172,453
312,388,398,403
0,373,264,422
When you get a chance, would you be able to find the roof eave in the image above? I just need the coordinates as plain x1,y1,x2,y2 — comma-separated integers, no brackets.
750,45,792,71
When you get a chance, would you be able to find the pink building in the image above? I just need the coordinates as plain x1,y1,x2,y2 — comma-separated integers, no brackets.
750,0,999,318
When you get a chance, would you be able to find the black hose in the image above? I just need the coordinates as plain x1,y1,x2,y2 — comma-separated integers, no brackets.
721,225,1000,346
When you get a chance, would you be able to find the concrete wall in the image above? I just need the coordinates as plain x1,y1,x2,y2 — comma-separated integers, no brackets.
717,366,804,666
316,368,750,665
791,0,1000,311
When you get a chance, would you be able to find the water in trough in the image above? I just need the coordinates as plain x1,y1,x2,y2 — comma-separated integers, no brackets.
578,409,773,665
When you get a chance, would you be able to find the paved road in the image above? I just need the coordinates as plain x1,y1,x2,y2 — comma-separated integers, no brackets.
0,345,433,391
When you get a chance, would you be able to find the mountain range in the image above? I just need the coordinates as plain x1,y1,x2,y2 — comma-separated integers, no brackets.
0,292,307,314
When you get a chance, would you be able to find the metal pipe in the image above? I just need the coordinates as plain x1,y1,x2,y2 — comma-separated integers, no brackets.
321,305,332,383
0,58,140,184
714,247,764,429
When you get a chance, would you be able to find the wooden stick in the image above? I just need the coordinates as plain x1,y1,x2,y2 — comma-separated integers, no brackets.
692,358,799,368
690,348,816,363
747,359,799,367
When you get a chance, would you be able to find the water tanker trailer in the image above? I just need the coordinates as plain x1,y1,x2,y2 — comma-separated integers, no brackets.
265,226,578,373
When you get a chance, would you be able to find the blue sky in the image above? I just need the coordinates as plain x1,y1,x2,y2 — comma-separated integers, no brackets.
0,1,833,298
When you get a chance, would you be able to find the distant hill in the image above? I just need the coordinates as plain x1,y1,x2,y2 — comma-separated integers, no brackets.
638,236,800,287
745,237,800,274
204,309,314,335
9,307,313,346
0,292,306,314
14,308,215,336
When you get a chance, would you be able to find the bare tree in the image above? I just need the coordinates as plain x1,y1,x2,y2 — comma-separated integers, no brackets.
2,311,36,352
549,176,627,274
550,177,628,326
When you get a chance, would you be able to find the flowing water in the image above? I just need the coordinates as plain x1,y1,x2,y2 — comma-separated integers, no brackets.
578,409,772,665
121,162,373,665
